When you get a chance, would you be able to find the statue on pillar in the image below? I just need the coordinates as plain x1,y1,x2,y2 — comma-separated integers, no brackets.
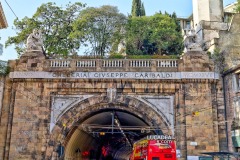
183,28,202,52
26,29,43,52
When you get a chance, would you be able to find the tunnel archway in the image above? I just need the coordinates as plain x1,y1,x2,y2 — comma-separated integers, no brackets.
46,95,174,159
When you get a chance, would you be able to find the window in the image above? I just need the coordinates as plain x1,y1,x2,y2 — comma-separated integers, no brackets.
186,21,191,29
232,74,240,92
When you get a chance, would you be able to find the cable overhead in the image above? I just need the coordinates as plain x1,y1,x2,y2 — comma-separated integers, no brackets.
4,0,18,19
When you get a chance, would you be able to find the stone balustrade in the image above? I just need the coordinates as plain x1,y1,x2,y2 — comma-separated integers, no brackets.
76,60,96,67
50,60,71,68
46,59,178,72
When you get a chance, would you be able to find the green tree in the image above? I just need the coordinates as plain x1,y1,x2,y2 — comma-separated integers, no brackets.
5,2,85,56
71,5,127,57
236,0,240,12
171,12,181,32
126,13,183,55
131,0,145,17
140,3,146,16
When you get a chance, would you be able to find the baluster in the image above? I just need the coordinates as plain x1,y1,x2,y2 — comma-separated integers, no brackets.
90,61,93,67
66,61,69,67
66,61,68,67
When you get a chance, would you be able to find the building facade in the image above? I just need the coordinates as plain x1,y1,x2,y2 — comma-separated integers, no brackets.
1,0,240,159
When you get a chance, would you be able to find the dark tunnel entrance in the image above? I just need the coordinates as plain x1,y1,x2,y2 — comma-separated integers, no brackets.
63,109,164,160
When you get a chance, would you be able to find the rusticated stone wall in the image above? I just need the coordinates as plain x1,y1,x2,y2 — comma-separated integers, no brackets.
0,50,226,160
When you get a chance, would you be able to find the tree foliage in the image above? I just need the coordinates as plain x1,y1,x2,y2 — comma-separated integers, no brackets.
126,13,183,55
71,5,127,56
131,0,145,17
6,2,183,57
5,2,86,56
236,0,240,13
211,49,227,74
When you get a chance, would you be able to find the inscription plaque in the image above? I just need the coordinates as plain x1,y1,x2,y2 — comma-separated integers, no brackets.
9,71,219,80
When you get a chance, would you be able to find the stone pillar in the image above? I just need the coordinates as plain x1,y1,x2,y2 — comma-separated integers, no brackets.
192,0,223,26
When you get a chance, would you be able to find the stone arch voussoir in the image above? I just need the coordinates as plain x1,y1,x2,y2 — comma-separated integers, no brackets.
45,95,172,159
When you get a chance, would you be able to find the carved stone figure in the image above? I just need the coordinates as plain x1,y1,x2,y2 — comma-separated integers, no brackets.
26,29,43,51
183,28,202,52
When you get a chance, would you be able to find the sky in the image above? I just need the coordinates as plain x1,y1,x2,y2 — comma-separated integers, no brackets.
0,0,237,61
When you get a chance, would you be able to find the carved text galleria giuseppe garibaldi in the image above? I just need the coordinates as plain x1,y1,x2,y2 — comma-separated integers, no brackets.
10,71,219,80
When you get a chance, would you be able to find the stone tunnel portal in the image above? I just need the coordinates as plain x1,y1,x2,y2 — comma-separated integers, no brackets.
64,110,161,160
49,96,173,160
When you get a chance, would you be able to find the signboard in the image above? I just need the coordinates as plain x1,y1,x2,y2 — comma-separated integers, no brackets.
190,142,198,146
176,149,181,158
187,156,199,160
199,157,212,160
9,71,219,80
